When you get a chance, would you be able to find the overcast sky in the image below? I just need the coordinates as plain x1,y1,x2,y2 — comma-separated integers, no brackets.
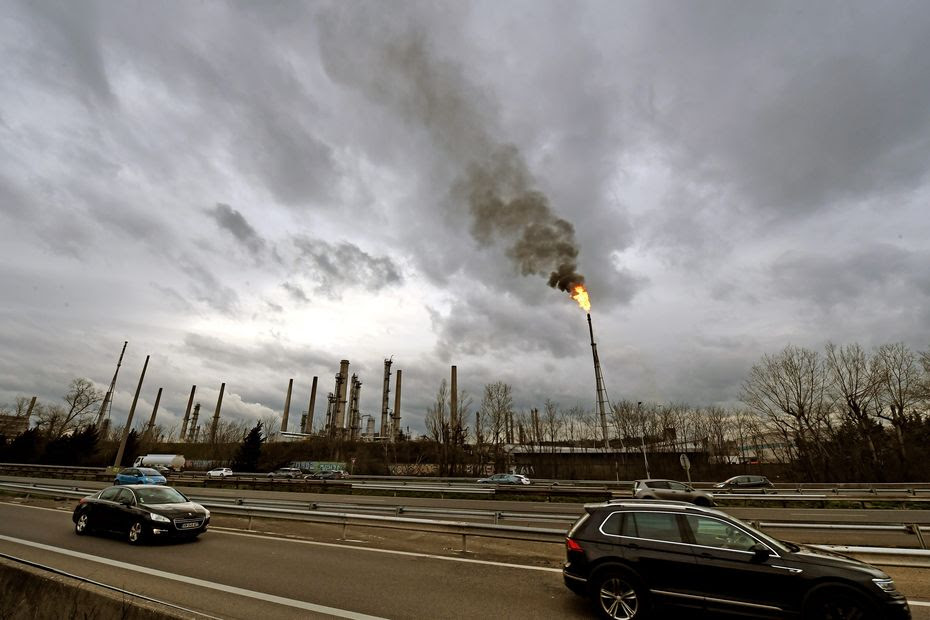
1,1,928,437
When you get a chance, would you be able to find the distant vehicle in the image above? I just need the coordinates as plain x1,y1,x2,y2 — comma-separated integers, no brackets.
114,467,166,486
266,467,302,479
133,454,186,472
304,470,348,480
632,479,715,506
477,473,531,485
152,465,171,475
714,475,775,490
206,467,234,478
73,485,210,544
563,500,909,619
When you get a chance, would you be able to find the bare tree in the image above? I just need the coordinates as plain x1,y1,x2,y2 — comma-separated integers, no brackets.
35,378,103,439
478,382,513,468
825,342,882,470
872,342,924,471
741,346,832,480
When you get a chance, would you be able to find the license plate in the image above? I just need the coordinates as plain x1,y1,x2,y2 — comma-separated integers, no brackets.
180,522,199,529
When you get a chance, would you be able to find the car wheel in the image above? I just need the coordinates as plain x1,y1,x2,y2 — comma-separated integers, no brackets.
127,521,148,545
592,569,649,620
804,586,877,620
75,512,90,535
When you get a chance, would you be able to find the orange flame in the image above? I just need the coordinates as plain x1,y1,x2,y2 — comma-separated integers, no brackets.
571,284,591,312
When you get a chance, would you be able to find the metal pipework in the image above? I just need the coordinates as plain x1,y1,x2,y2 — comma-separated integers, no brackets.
392,369,403,441
380,359,392,437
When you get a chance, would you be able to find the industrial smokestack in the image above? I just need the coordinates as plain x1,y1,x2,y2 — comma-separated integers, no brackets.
392,369,402,441
305,376,318,433
209,383,225,444
380,359,392,437
282,378,294,434
180,385,196,442
325,392,336,437
114,354,149,468
145,387,163,440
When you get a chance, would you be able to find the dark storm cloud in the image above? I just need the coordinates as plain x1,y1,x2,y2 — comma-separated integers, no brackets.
281,281,309,304
176,256,239,315
317,4,598,300
629,2,930,215
292,237,402,293
768,244,926,309
430,290,585,360
208,203,266,257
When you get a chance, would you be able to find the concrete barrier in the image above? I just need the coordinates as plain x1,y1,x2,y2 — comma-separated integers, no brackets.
0,556,200,619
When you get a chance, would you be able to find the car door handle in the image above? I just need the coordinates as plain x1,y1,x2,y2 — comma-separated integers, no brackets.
627,543,640,550
699,552,715,559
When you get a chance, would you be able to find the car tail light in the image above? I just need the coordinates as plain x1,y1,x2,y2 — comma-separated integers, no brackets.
566,537,584,553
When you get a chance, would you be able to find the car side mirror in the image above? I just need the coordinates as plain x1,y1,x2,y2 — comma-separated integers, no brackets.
750,543,770,559
121,499,133,507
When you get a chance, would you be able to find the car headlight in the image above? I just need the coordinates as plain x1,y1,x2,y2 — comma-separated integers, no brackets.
149,513,171,523
873,578,897,593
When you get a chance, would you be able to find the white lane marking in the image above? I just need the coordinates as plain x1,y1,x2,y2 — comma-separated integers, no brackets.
0,534,387,620
1,501,562,573
910,600,930,607
211,527,563,573
0,501,70,513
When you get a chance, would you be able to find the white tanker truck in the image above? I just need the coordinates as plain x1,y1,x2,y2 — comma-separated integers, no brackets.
133,454,186,472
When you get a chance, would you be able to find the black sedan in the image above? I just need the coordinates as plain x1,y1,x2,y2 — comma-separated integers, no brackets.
73,485,210,544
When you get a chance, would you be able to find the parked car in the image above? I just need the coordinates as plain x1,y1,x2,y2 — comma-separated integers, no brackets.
73,485,210,544
477,473,531,485
206,467,234,478
114,467,166,486
632,479,715,506
266,467,302,479
305,470,347,480
714,475,775,490
563,500,910,619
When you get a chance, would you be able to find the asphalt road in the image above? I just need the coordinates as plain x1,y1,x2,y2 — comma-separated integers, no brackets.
1,498,930,619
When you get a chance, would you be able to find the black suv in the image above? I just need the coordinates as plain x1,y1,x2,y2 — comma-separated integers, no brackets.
563,500,909,619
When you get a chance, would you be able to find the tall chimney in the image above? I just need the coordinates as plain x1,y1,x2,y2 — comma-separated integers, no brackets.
380,359,392,437
145,387,163,439
114,354,149,468
304,376,318,433
450,365,458,431
334,360,350,430
180,385,196,441
209,383,225,444
188,403,201,442
391,369,402,441
281,378,293,434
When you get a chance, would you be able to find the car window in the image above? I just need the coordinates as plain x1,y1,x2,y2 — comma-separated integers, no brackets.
138,468,160,476
685,515,757,551
648,480,670,489
115,488,135,505
99,487,121,501
627,512,685,543
667,481,689,491
600,511,624,536
136,487,187,504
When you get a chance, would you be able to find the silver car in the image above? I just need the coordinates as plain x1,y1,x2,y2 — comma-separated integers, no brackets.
632,478,715,506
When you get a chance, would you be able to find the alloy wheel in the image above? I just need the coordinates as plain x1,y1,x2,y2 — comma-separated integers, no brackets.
128,521,145,544
599,576,640,619
75,513,89,534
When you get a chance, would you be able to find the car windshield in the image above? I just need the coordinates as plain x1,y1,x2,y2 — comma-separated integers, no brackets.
138,468,161,476
724,513,792,554
135,487,188,505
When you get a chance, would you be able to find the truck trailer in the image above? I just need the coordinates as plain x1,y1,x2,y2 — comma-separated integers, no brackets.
133,454,186,472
